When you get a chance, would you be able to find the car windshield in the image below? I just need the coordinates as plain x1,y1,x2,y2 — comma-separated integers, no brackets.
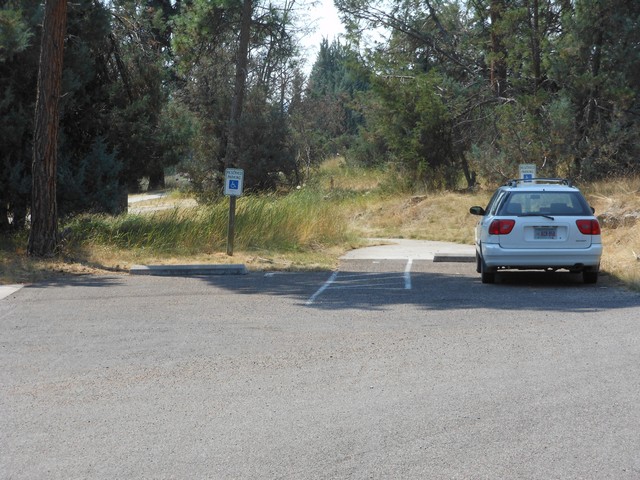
498,191,591,216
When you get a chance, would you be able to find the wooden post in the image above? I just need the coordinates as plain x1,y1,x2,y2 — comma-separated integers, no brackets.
227,195,237,256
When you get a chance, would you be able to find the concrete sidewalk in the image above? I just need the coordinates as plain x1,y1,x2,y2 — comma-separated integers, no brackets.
129,240,476,276
340,238,475,262
0,284,23,301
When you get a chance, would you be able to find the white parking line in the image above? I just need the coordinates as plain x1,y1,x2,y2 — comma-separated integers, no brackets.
306,261,415,305
329,283,406,290
334,273,406,283
404,258,413,290
306,271,338,305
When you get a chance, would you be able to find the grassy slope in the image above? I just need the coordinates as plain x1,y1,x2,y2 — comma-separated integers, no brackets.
1,159,639,289
585,178,640,288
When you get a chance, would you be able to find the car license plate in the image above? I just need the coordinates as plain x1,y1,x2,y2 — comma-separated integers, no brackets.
534,227,557,239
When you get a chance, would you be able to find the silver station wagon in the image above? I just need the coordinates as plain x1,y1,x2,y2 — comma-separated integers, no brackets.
469,178,602,284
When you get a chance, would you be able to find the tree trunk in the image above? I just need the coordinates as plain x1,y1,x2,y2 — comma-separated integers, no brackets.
0,199,9,232
28,0,67,257
148,167,166,190
224,0,252,169
489,0,507,97
526,0,542,93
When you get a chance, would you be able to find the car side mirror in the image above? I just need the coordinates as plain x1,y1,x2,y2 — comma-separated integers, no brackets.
591,206,595,214
469,206,485,216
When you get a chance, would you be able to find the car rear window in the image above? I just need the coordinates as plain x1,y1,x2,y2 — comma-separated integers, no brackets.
499,191,592,216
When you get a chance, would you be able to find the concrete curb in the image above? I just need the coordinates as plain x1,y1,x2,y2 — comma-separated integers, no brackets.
433,253,476,263
130,264,248,276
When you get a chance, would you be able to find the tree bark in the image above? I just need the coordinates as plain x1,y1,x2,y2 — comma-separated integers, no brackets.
224,0,252,169
526,0,542,93
489,0,507,97
148,166,166,190
28,0,67,257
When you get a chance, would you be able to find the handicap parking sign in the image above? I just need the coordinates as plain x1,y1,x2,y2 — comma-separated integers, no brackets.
224,169,244,196
519,164,536,183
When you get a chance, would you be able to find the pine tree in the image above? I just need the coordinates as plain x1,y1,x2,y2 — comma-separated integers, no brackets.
28,0,67,256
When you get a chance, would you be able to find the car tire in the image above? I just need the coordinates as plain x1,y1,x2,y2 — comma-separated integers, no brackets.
480,257,495,284
475,252,482,273
583,269,598,284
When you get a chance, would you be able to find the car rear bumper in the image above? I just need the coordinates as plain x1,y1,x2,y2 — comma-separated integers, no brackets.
480,243,602,270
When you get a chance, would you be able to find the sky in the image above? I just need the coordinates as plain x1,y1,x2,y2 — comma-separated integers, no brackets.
299,0,345,72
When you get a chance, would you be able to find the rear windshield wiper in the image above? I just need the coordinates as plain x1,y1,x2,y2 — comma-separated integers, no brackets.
518,213,555,220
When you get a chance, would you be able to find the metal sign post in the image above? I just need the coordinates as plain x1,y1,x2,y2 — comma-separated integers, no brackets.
224,168,244,256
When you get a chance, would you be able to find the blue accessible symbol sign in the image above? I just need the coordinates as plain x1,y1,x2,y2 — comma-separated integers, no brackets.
519,164,536,184
224,168,244,196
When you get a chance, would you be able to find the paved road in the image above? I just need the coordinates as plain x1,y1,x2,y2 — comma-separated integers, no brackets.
2,243,640,479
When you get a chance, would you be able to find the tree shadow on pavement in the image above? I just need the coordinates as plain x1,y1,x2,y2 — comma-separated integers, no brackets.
195,260,640,313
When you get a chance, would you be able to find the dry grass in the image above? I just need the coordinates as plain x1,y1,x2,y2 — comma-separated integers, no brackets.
584,177,640,289
346,191,489,245
311,157,389,192
0,237,348,284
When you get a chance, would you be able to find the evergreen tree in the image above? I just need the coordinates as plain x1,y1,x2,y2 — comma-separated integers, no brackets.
336,0,640,184
551,0,640,178
171,0,302,197
106,0,184,192
0,0,40,231
304,39,369,157
28,0,67,256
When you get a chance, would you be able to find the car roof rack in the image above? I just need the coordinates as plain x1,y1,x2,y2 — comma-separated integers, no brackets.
505,178,573,187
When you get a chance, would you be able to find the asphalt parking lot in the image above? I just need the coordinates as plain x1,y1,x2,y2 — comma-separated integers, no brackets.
2,241,640,479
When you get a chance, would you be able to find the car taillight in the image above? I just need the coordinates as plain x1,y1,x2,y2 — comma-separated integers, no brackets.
576,219,601,235
489,219,515,235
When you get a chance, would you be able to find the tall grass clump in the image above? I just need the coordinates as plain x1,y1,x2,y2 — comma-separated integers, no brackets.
66,188,352,257
234,189,351,250
67,208,225,255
